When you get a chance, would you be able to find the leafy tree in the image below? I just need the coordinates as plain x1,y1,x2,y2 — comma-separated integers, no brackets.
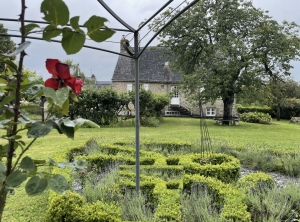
149,0,300,121
0,23,16,73
236,83,272,107
269,78,300,120
129,89,170,119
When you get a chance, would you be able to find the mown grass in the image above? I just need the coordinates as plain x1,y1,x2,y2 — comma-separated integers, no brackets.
1,117,300,221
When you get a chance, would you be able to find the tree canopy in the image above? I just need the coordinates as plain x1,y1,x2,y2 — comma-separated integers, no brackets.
149,0,300,120
0,23,16,73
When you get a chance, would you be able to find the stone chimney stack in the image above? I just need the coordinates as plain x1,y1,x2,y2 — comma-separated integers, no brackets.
120,36,133,56
120,36,127,54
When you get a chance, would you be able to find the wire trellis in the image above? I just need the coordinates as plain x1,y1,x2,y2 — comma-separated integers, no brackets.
199,98,212,157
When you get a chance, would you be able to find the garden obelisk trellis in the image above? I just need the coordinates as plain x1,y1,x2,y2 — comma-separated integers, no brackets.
0,0,201,191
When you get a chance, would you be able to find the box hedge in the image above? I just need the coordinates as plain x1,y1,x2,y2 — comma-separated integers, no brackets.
46,139,243,221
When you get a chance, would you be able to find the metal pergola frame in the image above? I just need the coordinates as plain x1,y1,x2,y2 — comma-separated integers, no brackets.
0,0,200,191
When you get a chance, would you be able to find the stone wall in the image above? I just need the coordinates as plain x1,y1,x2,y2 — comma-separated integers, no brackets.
111,81,236,117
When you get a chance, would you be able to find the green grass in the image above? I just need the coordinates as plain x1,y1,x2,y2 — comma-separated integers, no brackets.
1,117,300,221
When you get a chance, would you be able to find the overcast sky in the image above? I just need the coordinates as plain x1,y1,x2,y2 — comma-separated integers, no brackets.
1,0,300,82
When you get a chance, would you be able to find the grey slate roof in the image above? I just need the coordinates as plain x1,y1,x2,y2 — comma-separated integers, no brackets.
112,47,181,83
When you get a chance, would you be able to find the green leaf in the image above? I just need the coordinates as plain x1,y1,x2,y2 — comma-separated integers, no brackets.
20,156,36,173
3,109,14,119
0,92,15,108
43,24,62,42
60,98,69,116
0,78,8,86
24,84,44,95
62,28,86,55
2,59,18,72
32,159,46,165
70,16,80,30
60,123,74,139
40,0,69,26
44,87,69,107
0,161,5,174
72,159,86,170
0,119,10,128
69,93,78,102
48,157,58,166
6,170,27,187
63,118,75,127
0,173,5,184
3,41,31,57
25,176,48,196
52,120,63,134
19,105,40,111
84,16,115,42
21,24,40,35
27,120,53,138
47,174,69,194
73,118,100,131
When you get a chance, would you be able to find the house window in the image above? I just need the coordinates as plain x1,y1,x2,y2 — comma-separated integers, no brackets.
127,84,132,92
161,85,165,90
143,84,149,91
206,107,216,116
171,86,179,98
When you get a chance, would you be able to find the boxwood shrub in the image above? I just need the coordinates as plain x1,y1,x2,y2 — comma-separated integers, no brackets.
240,112,272,124
46,139,243,221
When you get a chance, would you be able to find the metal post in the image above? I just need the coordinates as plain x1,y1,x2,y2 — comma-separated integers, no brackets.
134,31,140,191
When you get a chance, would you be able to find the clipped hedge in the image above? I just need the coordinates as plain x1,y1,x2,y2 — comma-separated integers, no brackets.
46,139,243,221
45,192,121,222
237,105,272,115
183,175,251,222
179,153,241,183
240,112,272,124
237,172,275,191
119,171,182,221
114,140,192,152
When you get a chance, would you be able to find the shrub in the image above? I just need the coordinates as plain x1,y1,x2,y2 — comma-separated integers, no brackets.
236,105,272,115
45,192,85,222
140,116,160,127
244,183,300,221
183,175,251,222
181,184,223,222
237,172,275,192
240,112,272,124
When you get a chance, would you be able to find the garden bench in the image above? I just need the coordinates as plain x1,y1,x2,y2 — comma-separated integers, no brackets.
214,117,240,126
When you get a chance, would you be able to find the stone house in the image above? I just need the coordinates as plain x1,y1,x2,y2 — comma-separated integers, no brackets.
85,74,112,88
111,43,236,117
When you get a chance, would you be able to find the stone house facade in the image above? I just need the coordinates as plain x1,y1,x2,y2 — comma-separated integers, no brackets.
111,42,236,117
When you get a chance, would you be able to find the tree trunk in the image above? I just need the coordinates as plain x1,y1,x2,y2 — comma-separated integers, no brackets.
223,91,235,125
0,185,8,222
276,103,281,121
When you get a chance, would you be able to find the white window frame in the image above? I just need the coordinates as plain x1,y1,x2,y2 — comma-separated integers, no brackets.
171,85,179,98
143,84,149,91
206,107,216,116
127,84,132,92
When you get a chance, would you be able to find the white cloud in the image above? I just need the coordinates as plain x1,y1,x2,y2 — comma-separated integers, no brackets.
1,0,300,81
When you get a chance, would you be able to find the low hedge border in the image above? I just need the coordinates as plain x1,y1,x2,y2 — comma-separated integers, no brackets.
179,153,241,183
46,139,242,221
237,172,275,191
183,174,251,222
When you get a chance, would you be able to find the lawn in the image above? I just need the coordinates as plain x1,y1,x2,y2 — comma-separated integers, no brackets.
1,117,300,221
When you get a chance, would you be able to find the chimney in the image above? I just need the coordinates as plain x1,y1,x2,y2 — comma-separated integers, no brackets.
120,36,133,56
